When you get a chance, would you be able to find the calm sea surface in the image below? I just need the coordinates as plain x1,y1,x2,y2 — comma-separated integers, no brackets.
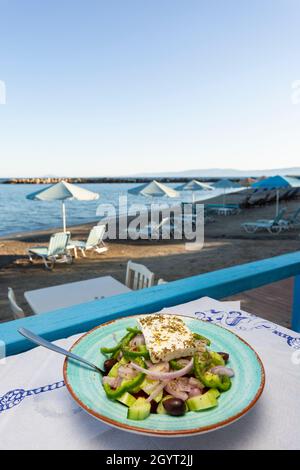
0,183,201,237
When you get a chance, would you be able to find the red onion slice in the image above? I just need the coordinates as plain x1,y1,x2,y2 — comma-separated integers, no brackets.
117,351,123,361
146,381,168,402
118,365,137,379
189,377,205,389
130,334,145,349
176,377,192,392
142,380,160,394
115,376,123,388
148,362,170,373
130,358,193,380
102,376,119,388
210,366,234,377
189,387,202,398
164,382,188,401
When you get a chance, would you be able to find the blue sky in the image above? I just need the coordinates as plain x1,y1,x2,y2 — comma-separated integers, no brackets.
0,0,300,177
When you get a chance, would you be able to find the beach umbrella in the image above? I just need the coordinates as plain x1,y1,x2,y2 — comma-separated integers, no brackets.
128,180,179,198
213,178,241,189
239,177,256,187
176,179,213,203
213,179,241,206
26,180,99,232
252,175,300,216
176,179,213,191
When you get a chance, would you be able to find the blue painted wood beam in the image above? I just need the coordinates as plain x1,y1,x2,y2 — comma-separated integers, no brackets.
292,274,300,332
1,251,300,356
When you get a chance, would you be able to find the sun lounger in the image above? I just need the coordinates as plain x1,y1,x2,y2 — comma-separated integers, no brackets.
281,208,300,230
127,217,169,240
247,191,269,207
279,189,290,201
28,232,72,270
265,190,277,204
68,225,108,257
241,208,287,234
287,188,300,199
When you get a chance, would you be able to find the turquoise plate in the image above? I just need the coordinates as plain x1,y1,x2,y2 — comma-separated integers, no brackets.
64,315,265,437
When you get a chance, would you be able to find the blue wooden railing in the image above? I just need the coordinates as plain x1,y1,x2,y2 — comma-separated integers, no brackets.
1,251,300,356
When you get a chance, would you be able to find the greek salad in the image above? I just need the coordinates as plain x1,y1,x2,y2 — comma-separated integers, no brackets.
100,315,234,420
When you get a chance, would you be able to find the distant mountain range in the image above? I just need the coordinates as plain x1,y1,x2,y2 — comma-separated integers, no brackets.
2,167,300,182
134,167,300,178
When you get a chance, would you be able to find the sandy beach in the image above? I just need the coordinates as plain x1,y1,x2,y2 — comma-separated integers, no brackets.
1,197,299,326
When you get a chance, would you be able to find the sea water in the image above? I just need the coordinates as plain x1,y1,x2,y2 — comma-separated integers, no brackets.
0,182,224,237
0,183,179,237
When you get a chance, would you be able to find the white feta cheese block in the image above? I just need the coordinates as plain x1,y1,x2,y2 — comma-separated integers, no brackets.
137,314,197,363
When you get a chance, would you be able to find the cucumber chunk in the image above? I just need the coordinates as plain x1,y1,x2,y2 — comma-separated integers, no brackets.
187,389,218,411
127,397,151,420
117,392,136,407
141,378,163,403
153,390,163,403
156,395,173,414
208,388,221,399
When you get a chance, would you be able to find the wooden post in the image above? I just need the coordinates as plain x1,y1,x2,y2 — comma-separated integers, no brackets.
276,189,280,217
62,201,66,232
292,275,300,332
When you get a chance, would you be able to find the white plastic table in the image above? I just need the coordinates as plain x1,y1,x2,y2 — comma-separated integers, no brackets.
0,297,299,449
213,207,236,216
24,276,131,314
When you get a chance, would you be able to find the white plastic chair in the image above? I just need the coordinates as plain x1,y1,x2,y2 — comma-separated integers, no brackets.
28,232,72,270
125,260,155,290
157,278,167,285
8,287,25,319
68,225,107,257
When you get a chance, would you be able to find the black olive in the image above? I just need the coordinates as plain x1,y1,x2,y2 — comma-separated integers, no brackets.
133,390,148,399
104,358,117,374
150,400,158,414
163,398,186,416
218,352,229,363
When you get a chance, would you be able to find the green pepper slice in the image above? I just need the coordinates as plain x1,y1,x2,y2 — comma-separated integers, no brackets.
169,359,194,371
193,333,211,346
217,375,231,391
194,353,231,392
169,359,184,370
103,372,145,399
103,356,146,399
100,344,120,355
193,351,211,378
122,345,150,360
101,328,141,358
126,327,142,334
209,351,225,366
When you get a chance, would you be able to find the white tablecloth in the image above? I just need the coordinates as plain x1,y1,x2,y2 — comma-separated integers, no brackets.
1,297,300,450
